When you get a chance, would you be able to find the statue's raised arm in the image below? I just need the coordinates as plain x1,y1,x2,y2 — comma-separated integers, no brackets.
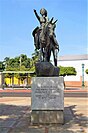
33,9,40,22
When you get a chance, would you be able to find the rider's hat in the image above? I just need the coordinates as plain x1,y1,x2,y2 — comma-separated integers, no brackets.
40,8,47,16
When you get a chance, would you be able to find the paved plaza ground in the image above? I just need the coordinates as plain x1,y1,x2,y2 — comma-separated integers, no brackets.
0,88,88,133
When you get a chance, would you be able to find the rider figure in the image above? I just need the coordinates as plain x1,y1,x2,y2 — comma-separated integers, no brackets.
34,8,49,30
33,8,59,51
33,8,49,49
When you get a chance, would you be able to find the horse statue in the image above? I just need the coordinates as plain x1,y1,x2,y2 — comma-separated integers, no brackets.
32,17,59,66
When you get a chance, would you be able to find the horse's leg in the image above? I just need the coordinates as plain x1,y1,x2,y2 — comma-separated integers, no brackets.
48,49,51,62
39,49,42,61
44,47,47,62
40,44,46,61
44,47,50,62
39,43,43,61
52,48,57,66
42,48,45,61
46,48,51,62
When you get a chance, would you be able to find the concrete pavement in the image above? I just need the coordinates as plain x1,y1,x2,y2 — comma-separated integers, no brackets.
0,95,88,133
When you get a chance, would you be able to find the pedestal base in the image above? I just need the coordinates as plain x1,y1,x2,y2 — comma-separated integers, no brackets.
31,110,64,124
31,77,64,125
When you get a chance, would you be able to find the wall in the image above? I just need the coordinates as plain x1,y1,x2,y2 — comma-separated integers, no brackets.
57,59,88,87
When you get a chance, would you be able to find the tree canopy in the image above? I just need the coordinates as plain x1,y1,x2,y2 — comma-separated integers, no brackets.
1,52,39,79
4,54,31,70
85,69,88,74
0,61,5,71
59,66,77,76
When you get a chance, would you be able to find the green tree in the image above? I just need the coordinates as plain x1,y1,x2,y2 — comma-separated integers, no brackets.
4,57,10,64
0,61,5,71
20,54,31,68
59,66,77,76
3,53,38,79
3,55,30,80
4,54,31,70
59,66,67,76
3,57,10,69
29,49,39,73
85,69,88,74
31,49,39,63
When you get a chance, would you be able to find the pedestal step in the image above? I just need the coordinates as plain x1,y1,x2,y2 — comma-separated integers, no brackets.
31,110,64,124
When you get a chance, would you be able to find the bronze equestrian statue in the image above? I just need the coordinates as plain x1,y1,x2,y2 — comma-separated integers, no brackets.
32,8,59,66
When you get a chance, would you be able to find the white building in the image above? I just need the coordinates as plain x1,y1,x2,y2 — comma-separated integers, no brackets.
57,54,88,87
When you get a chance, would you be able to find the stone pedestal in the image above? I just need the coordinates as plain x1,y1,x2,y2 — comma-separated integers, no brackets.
31,77,64,124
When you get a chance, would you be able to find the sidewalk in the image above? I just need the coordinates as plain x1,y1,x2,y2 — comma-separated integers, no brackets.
0,96,88,133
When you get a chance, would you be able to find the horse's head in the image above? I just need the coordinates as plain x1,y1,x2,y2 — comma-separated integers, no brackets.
47,18,57,38
39,18,58,48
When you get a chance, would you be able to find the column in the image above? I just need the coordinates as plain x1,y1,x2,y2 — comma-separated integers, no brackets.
82,63,84,87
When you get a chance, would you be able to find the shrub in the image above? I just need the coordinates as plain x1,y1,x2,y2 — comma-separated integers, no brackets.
59,66,77,76
85,69,88,74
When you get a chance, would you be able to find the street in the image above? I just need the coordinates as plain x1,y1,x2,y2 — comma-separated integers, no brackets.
0,88,87,97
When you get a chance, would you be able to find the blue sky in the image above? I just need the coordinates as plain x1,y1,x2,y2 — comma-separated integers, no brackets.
0,0,87,61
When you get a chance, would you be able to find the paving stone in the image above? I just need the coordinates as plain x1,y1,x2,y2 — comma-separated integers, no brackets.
0,95,88,133
64,107,73,115
0,120,16,127
15,117,30,128
48,130,73,133
10,127,45,133
76,117,88,121
64,115,74,123
0,127,10,133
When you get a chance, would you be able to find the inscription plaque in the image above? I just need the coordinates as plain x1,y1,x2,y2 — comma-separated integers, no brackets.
31,77,64,110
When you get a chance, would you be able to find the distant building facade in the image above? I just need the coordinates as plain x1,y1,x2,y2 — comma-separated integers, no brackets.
57,54,88,87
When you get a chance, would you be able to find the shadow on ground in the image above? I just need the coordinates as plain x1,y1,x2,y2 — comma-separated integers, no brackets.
70,105,88,130
0,104,87,133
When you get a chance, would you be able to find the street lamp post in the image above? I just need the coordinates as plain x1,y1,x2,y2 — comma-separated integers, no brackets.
82,63,84,87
